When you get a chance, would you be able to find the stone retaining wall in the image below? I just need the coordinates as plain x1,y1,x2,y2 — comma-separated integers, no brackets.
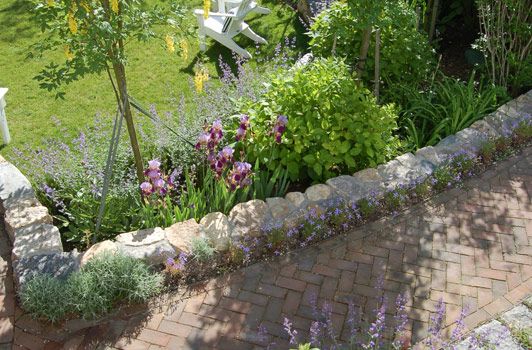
1,90,531,288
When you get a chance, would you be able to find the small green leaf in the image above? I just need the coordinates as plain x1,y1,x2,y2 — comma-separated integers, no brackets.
303,154,316,163
313,162,323,176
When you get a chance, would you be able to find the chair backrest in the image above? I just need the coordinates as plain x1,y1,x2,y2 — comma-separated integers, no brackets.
222,0,252,33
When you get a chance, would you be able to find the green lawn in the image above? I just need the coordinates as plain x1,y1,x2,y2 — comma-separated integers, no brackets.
0,0,307,159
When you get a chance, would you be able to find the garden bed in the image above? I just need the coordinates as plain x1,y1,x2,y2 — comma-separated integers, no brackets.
2,89,532,313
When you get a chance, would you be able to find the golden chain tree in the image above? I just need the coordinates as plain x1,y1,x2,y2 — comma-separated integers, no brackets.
30,0,192,184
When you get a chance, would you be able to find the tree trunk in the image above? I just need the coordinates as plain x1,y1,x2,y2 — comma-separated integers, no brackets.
112,62,145,186
355,27,372,87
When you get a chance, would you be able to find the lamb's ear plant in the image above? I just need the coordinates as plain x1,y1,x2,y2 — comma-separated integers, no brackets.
18,273,70,323
18,252,162,322
190,237,217,262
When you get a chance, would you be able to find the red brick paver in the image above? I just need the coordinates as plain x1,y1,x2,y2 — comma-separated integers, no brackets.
10,147,532,349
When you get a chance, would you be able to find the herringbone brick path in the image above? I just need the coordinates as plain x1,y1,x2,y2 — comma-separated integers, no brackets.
11,147,532,349
105,147,532,350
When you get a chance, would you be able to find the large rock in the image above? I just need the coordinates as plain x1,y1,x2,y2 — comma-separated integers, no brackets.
483,111,516,136
433,134,468,157
395,153,435,176
470,119,502,138
305,184,333,203
283,209,307,230
80,240,118,267
266,197,292,219
326,175,381,204
353,168,382,182
229,199,269,237
116,227,174,264
497,101,522,120
285,192,307,208
200,212,233,251
415,146,443,166
11,223,63,261
0,162,35,212
377,160,426,185
5,203,52,241
165,219,202,253
13,251,80,286
455,128,490,151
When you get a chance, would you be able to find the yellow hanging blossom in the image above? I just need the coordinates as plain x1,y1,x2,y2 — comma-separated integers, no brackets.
64,44,74,61
68,13,78,35
194,65,209,93
179,39,188,61
80,1,89,13
203,0,211,18
165,34,175,52
111,0,119,14
47,0,54,7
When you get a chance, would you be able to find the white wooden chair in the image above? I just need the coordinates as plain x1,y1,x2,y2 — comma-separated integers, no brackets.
194,0,271,59
214,0,270,15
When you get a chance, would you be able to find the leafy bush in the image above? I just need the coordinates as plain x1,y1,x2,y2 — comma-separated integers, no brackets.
307,0,435,93
242,57,401,182
394,71,508,150
18,252,162,322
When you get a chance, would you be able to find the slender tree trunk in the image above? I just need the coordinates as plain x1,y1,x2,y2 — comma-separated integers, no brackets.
355,27,372,87
112,62,145,185
428,0,439,41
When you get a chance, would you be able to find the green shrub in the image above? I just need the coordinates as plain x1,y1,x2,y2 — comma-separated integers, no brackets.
307,0,435,93
18,252,162,322
190,237,217,262
242,58,401,182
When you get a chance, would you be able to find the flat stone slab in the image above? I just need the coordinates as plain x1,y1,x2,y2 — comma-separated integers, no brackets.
456,320,523,350
115,227,166,247
0,162,35,212
117,240,174,265
500,304,532,330
11,223,63,261
5,204,52,241
116,227,175,264
13,251,80,285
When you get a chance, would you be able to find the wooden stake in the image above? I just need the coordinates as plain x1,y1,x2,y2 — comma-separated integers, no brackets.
374,28,381,104
355,27,372,87
415,6,421,31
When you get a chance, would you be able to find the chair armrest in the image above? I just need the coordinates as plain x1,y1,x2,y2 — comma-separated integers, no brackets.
194,9,237,17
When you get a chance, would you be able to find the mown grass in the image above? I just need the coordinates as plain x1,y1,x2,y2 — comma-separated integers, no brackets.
0,0,307,159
